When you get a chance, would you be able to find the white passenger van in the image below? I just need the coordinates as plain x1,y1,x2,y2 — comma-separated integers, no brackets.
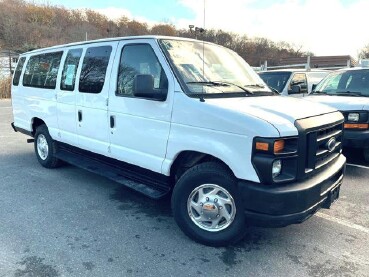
306,61,369,162
259,69,329,97
11,36,346,246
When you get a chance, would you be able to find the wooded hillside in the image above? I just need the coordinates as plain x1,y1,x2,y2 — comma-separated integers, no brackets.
0,0,311,66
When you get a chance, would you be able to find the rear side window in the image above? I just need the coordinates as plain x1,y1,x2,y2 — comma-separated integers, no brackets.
12,57,26,86
79,46,112,94
60,48,83,91
23,52,63,89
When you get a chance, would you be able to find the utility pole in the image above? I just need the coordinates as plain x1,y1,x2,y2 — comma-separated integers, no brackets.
8,50,12,75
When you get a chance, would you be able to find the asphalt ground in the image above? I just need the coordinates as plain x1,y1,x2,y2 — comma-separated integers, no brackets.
0,99,368,277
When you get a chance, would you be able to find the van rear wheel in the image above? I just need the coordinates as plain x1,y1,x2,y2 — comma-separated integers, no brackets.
34,125,60,168
171,162,246,246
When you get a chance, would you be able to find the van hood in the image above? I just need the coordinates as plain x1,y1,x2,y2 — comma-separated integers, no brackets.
304,95,369,111
206,96,336,135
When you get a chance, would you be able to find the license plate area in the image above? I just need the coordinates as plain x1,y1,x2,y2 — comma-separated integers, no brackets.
323,185,340,209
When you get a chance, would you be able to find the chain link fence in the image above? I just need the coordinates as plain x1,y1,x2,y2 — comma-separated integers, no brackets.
0,50,18,99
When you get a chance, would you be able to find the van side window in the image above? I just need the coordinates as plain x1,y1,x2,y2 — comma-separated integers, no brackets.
79,46,112,94
60,49,83,91
117,44,168,97
288,73,307,94
23,52,63,89
12,57,26,86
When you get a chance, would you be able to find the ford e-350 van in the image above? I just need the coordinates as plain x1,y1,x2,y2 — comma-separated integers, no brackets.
11,36,346,246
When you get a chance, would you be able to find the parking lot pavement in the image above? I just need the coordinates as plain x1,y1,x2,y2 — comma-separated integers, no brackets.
1,99,369,277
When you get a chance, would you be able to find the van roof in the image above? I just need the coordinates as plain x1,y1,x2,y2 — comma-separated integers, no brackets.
22,36,204,55
334,66,369,73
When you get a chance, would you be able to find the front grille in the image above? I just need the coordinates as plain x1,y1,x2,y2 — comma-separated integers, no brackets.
295,112,345,180
306,122,343,172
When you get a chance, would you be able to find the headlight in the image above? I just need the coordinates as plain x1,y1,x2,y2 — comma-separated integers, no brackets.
252,137,298,184
348,113,360,122
272,160,282,177
254,138,297,155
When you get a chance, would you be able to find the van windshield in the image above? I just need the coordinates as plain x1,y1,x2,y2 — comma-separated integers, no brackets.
159,39,273,97
314,69,369,97
258,71,291,93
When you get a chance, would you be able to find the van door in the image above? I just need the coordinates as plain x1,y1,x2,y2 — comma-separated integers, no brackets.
76,42,118,156
107,39,174,174
57,48,83,146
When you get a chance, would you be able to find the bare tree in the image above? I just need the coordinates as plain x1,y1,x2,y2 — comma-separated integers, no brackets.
359,44,369,59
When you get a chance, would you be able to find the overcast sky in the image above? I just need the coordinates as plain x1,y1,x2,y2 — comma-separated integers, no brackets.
37,0,369,57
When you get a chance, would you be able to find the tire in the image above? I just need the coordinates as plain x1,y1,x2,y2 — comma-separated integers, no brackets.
171,162,246,247
364,148,369,163
34,124,60,168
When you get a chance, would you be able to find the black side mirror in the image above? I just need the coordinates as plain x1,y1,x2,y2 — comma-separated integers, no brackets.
312,84,317,91
290,85,301,94
10,70,14,75
132,74,166,101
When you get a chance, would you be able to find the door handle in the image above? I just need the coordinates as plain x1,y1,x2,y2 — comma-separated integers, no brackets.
78,110,82,122
110,115,115,128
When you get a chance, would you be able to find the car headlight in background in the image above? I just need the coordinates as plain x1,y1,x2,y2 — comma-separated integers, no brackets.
348,113,359,122
344,111,369,129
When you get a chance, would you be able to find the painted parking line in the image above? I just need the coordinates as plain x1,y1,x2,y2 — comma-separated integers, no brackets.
316,212,369,235
347,163,369,170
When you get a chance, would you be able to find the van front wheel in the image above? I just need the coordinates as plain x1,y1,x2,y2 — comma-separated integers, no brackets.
34,125,60,168
171,162,246,246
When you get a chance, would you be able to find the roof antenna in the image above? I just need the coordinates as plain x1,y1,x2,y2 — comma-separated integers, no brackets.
202,0,206,82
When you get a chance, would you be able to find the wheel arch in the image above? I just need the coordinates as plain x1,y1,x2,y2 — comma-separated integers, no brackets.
169,150,235,184
31,117,46,136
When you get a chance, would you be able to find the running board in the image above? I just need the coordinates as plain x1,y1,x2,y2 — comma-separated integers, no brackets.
55,146,171,199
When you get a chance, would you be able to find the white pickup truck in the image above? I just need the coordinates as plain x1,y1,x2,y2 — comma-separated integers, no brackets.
11,36,346,246
306,61,369,162
259,69,329,97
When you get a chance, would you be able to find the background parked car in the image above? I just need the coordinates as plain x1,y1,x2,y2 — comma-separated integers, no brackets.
305,60,369,162
259,69,329,97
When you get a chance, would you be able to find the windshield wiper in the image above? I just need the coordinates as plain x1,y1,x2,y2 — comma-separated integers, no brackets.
187,81,254,95
244,84,265,88
335,91,363,97
311,90,330,95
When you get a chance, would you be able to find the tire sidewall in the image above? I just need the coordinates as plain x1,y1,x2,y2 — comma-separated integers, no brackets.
34,125,56,168
172,163,245,246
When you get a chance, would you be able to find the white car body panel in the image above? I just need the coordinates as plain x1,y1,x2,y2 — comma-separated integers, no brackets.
56,47,82,147
108,39,175,174
305,95,369,111
75,41,119,157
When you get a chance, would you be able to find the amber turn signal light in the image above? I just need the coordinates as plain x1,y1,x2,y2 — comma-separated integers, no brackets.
344,123,369,129
256,142,269,151
274,140,285,153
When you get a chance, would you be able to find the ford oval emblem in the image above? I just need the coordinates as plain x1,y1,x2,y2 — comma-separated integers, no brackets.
327,137,337,152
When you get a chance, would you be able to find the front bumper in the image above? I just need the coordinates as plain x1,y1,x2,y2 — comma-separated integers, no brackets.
343,129,369,148
239,154,346,227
